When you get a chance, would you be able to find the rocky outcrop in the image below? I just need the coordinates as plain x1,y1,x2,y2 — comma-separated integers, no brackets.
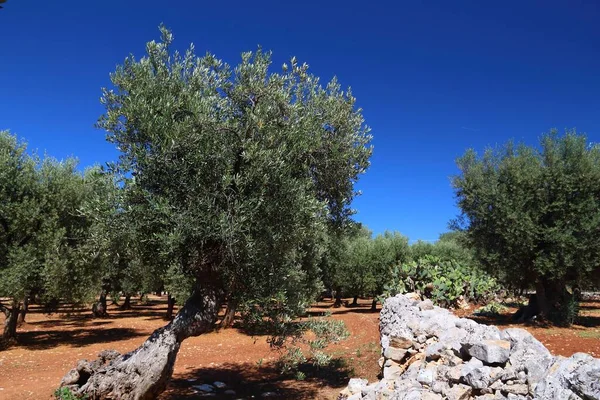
339,294,600,400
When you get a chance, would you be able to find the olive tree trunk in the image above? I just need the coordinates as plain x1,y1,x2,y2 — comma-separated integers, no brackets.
119,294,132,310
370,298,377,311
219,299,238,328
333,287,343,308
165,294,175,320
515,278,577,326
92,290,108,317
1,299,21,341
60,286,223,400
17,295,29,325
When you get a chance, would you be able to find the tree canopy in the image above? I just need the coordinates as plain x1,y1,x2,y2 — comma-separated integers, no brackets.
452,130,600,324
98,27,373,318
0,131,114,340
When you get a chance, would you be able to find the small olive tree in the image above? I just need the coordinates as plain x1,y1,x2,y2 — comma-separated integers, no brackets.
452,130,600,325
60,27,372,398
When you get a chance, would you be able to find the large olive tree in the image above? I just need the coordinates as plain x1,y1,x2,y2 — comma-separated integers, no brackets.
452,130,600,325
61,27,372,398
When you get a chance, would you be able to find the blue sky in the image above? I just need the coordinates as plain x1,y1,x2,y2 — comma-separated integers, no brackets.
1,1,599,242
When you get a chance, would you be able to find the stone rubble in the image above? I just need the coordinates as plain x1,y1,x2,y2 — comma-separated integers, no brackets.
338,294,600,400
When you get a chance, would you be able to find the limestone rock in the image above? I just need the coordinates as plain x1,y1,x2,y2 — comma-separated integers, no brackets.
339,294,600,400
503,328,555,391
193,384,215,393
444,383,471,400
384,346,408,362
346,378,368,395
502,383,528,395
466,340,511,365
418,299,434,311
464,366,493,389
390,334,415,349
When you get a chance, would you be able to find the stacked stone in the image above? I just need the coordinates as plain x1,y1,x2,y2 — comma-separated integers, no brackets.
338,294,600,400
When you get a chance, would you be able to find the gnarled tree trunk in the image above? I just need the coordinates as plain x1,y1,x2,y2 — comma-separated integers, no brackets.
60,286,223,400
2,299,21,341
514,278,577,326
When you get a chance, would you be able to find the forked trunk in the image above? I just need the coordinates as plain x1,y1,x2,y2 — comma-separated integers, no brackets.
60,286,222,400
17,295,29,325
2,299,21,341
119,295,132,310
165,294,175,320
220,299,238,328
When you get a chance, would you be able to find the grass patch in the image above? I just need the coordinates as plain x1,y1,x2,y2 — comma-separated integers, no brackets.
577,330,600,339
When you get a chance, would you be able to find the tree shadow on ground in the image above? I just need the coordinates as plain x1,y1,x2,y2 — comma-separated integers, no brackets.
574,315,600,327
306,308,379,317
467,300,600,329
162,360,351,400
26,318,110,329
578,300,600,311
15,327,145,351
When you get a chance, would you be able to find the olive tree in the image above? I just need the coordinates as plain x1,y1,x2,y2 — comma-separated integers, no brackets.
452,130,600,325
60,27,372,398
0,131,98,342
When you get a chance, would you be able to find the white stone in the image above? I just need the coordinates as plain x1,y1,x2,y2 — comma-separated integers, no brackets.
193,384,215,393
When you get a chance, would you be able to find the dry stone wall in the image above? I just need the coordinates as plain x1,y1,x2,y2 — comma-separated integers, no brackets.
339,294,600,400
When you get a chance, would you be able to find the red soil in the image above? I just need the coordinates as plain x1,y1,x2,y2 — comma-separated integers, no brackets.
0,296,598,399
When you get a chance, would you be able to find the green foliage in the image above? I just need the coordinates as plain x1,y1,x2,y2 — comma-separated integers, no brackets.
271,315,350,377
54,387,86,400
330,227,410,301
410,231,475,266
474,301,508,317
0,131,116,329
98,26,372,317
381,256,498,307
453,130,600,324
548,290,580,327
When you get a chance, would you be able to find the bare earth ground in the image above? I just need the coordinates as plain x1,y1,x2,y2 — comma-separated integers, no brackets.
0,295,599,400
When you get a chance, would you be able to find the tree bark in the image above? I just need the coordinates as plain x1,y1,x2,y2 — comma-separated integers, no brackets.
514,278,578,326
334,288,343,308
352,295,359,306
119,295,132,310
2,299,21,341
371,298,377,311
92,290,108,317
60,286,223,400
165,294,175,320
219,299,237,328
17,295,29,325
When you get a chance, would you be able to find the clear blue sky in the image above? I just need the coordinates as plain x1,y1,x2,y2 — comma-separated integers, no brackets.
1,1,599,242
